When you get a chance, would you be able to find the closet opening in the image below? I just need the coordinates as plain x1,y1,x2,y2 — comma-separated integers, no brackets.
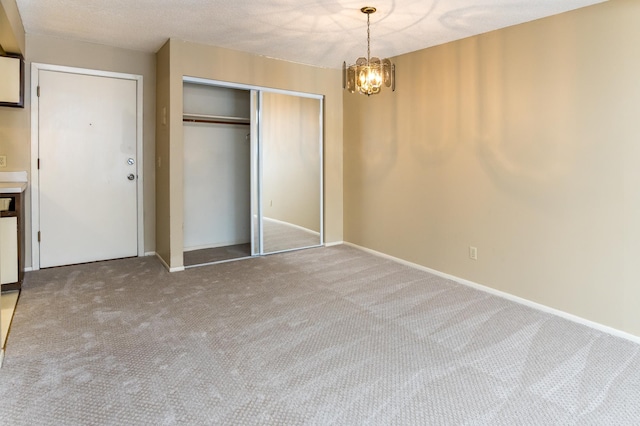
183,83,252,266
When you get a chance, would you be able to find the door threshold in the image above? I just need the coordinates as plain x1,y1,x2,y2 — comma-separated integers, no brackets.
183,255,255,269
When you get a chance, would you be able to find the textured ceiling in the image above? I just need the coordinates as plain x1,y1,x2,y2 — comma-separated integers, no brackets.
15,0,607,69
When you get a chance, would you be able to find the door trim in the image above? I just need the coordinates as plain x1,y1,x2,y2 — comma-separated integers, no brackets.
30,63,144,270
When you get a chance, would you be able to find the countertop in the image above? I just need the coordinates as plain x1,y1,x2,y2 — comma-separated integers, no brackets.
0,171,28,194
0,182,27,193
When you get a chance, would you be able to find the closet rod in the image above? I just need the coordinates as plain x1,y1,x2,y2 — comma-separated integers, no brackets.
183,113,250,126
183,118,250,126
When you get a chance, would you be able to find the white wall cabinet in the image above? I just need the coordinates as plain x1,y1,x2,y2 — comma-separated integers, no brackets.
0,185,25,289
0,54,24,108
0,216,17,284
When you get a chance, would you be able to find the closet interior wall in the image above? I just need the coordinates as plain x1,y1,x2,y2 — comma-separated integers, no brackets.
182,83,251,266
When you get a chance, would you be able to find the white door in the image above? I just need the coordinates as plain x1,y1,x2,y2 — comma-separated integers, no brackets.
38,70,138,268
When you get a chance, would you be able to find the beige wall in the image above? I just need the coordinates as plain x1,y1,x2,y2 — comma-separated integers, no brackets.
0,0,24,54
156,39,343,269
344,0,640,336
0,0,26,175
155,42,171,265
0,34,156,267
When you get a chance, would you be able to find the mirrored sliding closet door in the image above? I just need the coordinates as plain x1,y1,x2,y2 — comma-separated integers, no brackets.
182,77,323,267
258,91,323,254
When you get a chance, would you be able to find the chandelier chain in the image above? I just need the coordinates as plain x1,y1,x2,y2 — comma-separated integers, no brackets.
367,12,371,64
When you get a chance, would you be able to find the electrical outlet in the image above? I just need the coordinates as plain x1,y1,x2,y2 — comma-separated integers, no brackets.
469,246,478,260
0,155,6,168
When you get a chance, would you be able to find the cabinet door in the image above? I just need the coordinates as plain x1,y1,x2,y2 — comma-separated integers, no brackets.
0,217,18,284
0,55,24,107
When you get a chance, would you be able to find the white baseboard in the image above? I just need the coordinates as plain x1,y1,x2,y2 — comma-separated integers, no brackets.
144,251,156,257
23,267,33,273
155,253,185,273
343,242,640,345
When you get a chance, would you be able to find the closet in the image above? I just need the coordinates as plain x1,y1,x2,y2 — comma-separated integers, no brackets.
183,83,252,266
182,78,324,267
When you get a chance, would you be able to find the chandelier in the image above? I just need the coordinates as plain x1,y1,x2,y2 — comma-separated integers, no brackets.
343,6,395,96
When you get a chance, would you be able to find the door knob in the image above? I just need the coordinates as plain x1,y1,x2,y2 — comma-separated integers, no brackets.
127,174,135,181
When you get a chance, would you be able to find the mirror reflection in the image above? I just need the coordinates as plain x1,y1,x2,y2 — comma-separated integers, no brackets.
261,92,322,253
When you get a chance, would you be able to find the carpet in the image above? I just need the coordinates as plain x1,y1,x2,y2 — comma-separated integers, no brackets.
0,245,639,425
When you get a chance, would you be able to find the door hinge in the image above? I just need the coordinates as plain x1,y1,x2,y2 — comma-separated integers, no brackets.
38,231,41,242
37,158,40,169
37,86,40,97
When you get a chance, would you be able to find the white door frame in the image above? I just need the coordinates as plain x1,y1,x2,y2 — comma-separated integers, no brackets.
30,63,145,270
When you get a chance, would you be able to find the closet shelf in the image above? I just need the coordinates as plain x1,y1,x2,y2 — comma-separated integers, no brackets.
183,113,250,126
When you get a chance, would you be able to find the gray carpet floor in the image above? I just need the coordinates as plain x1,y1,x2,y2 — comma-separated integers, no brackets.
184,243,252,267
1,245,639,425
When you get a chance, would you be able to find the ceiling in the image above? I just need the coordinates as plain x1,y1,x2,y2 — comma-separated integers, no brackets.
15,0,607,69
